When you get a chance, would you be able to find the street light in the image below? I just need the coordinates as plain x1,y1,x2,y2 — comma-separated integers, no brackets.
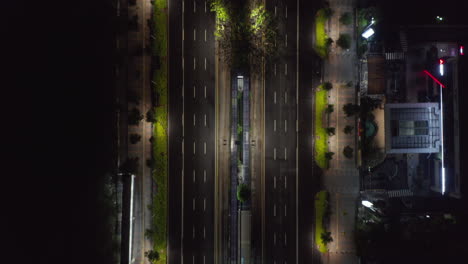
361,28,375,39
362,200,374,208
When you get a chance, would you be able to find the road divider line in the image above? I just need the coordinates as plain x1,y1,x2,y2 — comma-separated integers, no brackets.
182,114,184,127
204,114,207,127
204,57,207,70
193,198,195,211
182,140,184,154
193,226,195,238
204,226,206,238
285,147,287,160
285,233,287,245
274,119,276,132
204,142,206,154
285,63,288,76
193,0,196,13
284,175,287,188
182,28,184,41
193,141,196,154
205,29,207,42
194,28,196,41
275,6,277,16
296,119,298,132
274,148,276,160
182,0,184,13
285,5,288,18
205,0,207,13
285,204,287,216
194,57,196,70
193,169,196,182
285,92,287,104
285,119,287,133
274,63,277,76
193,85,196,98
274,232,276,245
274,91,276,104
204,85,207,98
204,169,206,182
194,114,196,126
274,204,276,216
204,198,206,211
285,34,288,47
274,176,276,189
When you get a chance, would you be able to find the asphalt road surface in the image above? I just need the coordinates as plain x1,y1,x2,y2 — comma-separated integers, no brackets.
264,1,298,263
168,1,216,264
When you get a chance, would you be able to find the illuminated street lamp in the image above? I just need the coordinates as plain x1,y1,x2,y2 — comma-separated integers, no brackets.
362,200,374,208
361,28,375,39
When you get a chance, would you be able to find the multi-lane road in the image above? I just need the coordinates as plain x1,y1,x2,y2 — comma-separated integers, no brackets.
168,1,216,264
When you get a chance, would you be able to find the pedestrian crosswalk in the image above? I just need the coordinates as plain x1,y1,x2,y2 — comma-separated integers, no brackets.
388,189,413,198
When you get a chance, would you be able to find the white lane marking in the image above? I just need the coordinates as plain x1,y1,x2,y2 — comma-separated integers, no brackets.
204,226,206,238
274,119,276,132
194,57,196,70
193,169,196,182
285,233,287,245
182,114,184,127
204,114,207,126
204,142,206,154
204,198,206,211
285,147,287,160
296,119,299,132
182,140,184,154
193,141,196,154
193,114,196,126
275,6,277,16
204,57,207,70
274,148,276,160
182,56,184,67
285,119,287,133
194,28,196,40
285,63,288,75
204,169,206,182
203,255,206,264
274,176,276,189
285,204,287,216
193,255,195,264
274,232,276,245
193,226,195,238
285,33,288,47
274,204,276,216
193,85,196,98
274,91,276,104
204,85,207,98
205,29,207,42
285,176,287,188
274,63,277,76
182,0,185,13
285,5,288,18
193,198,195,211
285,92,287,104
205,0,207,13
193,0,196,13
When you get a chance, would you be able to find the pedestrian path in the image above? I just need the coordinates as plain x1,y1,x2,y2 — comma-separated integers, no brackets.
320,0,359,263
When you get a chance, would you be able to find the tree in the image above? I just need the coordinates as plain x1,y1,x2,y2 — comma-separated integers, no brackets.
146,108,156,122
326,104,334,113
321,231,333,244
336,33,351,49
325,152,334,160
128,108,143,125
343,103,360,117
344,125,354,134
360,96,382,113
145,228,155,240
323,7,334,18
326,37,334,47
237,183,251,203
326,127,336,136
343,146,353,159
340,12,352,25
146,158,155,168
145,250,160,263
130,134,142,144
346,81,353,87
119,157,139,174
323,82,333,91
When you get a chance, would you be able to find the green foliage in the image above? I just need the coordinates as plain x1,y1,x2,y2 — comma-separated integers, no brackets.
344,125,354,134
314,87,329,169
150,1,168,262
130,133,142,144
340,12,352,25
323,82,333,91
321,231,334,244
326,127,336,136
325,152,334,160
323,7,334,18
128,108,143,125
326,104,334,113
343,146,353,159
337,33,351,49
128,89,141,105
315,190,329,253
314,8,332,58
343,103,360,117
145,250,160,263
237,183,251,203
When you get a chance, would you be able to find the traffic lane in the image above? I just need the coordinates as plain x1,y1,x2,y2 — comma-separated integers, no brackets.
168,0,183,262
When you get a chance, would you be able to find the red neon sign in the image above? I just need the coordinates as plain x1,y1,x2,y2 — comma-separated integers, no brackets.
439,59,444,64
460,46,464,55
423,70,446,88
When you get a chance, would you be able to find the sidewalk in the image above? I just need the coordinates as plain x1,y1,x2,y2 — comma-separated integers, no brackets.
321,0,359,263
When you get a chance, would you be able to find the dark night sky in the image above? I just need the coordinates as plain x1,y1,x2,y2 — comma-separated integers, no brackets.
1,1,468,264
